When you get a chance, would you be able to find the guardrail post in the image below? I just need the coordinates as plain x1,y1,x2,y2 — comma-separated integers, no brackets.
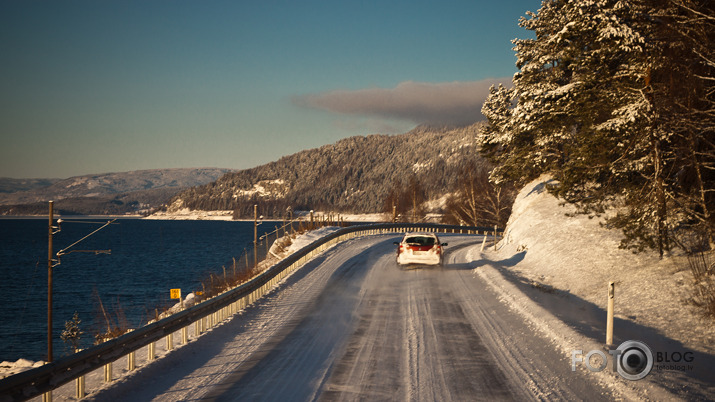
148,341,155,361
76,375,85,398
42,391,51,402
128,351,136,371
166,333,173,351
104,362,112,382
182,326,188,345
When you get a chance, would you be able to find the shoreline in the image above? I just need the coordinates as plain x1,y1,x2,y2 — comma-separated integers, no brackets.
0,211,390,222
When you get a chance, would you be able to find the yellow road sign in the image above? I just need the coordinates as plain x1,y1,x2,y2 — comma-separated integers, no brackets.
170,289,181,299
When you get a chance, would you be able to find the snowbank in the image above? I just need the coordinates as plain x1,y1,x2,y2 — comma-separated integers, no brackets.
269,226,341,257
0,358,45,379
490,175,714,354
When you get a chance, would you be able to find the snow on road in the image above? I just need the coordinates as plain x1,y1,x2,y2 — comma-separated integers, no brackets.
21,178,715,400
65,234,616,401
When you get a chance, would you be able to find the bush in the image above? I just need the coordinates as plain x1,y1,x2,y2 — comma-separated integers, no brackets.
687,251,715,318
60,312,83,354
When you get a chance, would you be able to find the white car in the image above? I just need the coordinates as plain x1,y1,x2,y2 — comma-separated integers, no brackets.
394,232,447,266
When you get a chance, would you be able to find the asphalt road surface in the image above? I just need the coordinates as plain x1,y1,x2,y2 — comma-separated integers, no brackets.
88,234,614,401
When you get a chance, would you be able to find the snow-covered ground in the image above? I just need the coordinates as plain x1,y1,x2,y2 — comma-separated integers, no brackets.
466,175,714,400
3,177,713,399
145,209,388,222
489,176,714,355
144,209,235,220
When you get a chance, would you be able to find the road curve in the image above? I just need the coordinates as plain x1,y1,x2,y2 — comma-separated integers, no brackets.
87,234,614,401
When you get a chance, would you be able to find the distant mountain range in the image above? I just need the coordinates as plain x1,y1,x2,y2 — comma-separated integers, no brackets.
167,124,485,218
0,168,232,215
0,178,63,194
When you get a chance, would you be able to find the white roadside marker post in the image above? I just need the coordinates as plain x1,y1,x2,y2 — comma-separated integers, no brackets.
606,281,615,348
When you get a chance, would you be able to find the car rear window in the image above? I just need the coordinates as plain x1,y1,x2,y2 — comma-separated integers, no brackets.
405,236,436,246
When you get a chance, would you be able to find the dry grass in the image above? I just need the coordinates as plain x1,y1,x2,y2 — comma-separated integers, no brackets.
90,221,334,342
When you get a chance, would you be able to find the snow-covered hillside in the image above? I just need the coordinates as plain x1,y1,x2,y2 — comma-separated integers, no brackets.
491,176,714,355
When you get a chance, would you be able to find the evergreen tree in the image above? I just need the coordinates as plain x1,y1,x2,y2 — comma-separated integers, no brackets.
652,0,715,248
479,0,714,256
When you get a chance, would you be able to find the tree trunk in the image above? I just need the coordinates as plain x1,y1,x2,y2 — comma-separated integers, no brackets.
651,133,669,258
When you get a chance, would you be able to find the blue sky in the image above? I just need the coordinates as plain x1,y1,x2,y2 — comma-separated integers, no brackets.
1,0,540,178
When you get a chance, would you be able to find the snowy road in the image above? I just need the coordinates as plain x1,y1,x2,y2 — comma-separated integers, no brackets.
86,234,615,401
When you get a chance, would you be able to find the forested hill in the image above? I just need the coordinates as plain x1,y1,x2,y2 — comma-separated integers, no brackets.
167,124,484,217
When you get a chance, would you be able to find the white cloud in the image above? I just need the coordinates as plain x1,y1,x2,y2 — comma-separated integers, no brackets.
293,78,511,126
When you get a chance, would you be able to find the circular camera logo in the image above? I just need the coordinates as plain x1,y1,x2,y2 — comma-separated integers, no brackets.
615,340,653,381
571,340,654,381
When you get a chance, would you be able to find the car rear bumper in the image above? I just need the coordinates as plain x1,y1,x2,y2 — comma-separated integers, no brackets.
397,253,442,266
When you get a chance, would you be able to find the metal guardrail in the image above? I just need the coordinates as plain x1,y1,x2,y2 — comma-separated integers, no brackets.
0,223,499,401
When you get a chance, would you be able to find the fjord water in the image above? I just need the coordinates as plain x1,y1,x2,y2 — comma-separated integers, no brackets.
0,218,272,362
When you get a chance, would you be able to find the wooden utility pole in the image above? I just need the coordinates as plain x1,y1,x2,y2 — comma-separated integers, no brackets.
47,201,54,363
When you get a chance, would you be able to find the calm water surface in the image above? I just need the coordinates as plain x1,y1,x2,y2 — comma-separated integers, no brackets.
0,218,276,361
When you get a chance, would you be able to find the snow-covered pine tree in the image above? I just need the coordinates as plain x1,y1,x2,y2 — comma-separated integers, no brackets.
480,83,519,183
478,0,696,257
